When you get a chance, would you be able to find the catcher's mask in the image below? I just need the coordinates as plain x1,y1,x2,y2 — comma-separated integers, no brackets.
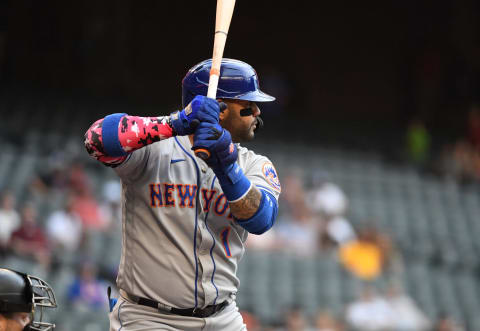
0,268,57,330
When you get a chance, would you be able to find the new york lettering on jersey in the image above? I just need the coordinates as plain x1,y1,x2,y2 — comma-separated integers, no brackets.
149,182,233,218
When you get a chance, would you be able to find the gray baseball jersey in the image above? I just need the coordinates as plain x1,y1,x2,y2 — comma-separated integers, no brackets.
113,135,281,309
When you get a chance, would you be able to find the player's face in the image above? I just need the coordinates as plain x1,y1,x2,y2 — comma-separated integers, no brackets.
1,312,32,331
219,99,261,143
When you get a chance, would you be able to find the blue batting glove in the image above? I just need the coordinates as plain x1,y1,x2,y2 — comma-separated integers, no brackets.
193,122,251,201
192,122,238,170
170,96,222,136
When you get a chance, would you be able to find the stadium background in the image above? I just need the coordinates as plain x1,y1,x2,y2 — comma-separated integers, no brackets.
0,0,479,330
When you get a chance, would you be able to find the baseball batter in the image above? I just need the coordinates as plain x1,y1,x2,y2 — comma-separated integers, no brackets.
84,58,281,331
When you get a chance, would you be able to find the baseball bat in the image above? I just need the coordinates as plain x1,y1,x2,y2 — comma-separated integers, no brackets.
195,0,236,160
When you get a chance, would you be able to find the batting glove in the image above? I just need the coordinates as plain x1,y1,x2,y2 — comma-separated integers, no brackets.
170,96,224,136
193,122,251,201
192,122,237,170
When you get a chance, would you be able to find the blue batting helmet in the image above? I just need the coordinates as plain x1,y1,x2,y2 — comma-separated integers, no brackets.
182,58,275,108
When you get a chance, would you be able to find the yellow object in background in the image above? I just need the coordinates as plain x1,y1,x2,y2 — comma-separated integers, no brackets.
339,240,382,280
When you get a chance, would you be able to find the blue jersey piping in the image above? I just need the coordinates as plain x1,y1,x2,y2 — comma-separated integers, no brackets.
175,137,200,309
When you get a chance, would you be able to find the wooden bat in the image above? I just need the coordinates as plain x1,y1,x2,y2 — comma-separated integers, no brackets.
207,0,236,99
195,0,236,160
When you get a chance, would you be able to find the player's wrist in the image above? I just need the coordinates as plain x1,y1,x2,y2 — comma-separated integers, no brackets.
214,163,252,202
167,113,179,136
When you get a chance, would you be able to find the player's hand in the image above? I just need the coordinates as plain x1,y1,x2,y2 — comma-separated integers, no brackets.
192,122,238,170
170,96,225,136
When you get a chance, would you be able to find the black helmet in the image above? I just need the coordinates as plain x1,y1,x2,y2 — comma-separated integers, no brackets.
0,268,57,330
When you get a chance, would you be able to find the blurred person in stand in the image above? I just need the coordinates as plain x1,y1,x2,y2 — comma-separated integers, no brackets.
246,171,308,252
100,178,122,228
280,306,310,331
440,104,480,184
345,285,395,331
269,171,321,255
339,226,393,281
46,197,83,258
0,191,20,256
275,202,319,256
405,117,431,169
67,162,109,231
67,260,108,312
9,203,51,271
384,283,431,331
239,310,262,331
314,309,344,331
434,314,465,331
308,172,355,250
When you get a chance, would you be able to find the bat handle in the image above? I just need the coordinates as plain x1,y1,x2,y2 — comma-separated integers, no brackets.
194,148,211,160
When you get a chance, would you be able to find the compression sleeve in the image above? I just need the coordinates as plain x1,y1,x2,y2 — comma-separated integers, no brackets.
84,114,173,167
235,190,278,235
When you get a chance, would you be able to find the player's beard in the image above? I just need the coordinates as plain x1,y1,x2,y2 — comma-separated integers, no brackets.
229,119,256,143
220,113,256,143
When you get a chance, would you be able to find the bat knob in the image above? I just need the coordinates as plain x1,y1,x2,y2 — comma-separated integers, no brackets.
194,149,211,160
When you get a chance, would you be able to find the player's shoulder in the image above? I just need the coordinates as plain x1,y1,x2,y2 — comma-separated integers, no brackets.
237,144,271,165
237,144,281,194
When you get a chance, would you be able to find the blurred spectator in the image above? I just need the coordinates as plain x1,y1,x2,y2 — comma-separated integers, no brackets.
323,216,356,248
281,172,308,212
67,261,108,311
99,178,122,228
385,284,431,331
275,203,320,256
245,228,279,251
68,162,91,196
314,310,343,331
72,191,108,231
439,105,480,184
345,285,395,331
310,173,348,218
448,140,480,183
281,306,310,331
339,225,395,280
46,198,83,253
434,314,465,331
308,172,355,249
239,310,262,331
0,191,20,254
405,117,431,167
9,203,51,269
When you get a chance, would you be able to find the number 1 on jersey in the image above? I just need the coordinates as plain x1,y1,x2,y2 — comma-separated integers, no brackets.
220,227,232,258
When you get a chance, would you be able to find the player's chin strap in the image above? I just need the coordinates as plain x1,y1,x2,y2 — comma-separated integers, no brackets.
239,108,263,132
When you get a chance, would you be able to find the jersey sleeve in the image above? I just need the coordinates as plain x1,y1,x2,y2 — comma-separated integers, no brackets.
241,150,281,201
84,114,173,167
112,143,152,183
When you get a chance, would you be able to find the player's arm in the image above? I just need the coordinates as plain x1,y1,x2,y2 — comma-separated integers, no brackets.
84,96,221,166
193,123,278,234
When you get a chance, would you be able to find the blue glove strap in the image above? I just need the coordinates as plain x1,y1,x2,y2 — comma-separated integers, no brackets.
236,190,278,235
102,113,127,157
215,163,252,202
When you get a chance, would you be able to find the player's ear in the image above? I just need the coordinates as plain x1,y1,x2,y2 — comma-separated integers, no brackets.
218,100,229,122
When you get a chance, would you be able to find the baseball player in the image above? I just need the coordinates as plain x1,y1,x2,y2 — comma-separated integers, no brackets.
84,58,281,330
0,268,57,331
